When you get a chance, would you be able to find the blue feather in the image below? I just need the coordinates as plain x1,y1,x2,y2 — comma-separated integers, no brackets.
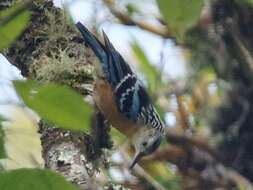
76,22,107,68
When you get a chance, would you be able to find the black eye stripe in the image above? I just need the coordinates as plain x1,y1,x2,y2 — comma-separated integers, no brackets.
144,137,162,154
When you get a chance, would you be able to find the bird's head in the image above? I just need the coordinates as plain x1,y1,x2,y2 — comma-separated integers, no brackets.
129,127,163,169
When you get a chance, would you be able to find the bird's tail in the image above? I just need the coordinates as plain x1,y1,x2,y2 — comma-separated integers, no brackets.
76,22,133,87
76,22,107,65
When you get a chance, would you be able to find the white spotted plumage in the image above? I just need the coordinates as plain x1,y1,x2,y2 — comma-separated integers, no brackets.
115,73,134,91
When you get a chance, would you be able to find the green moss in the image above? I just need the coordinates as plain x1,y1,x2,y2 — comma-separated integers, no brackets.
14,1,97,94
31,48,93,85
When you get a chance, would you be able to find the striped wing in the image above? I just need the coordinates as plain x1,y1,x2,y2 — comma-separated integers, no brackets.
114,74,164,133
102,30,164,133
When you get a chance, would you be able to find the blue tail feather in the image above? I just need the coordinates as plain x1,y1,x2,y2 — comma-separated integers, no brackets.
76,22,133,87
102,30,133,87
76,22,107,68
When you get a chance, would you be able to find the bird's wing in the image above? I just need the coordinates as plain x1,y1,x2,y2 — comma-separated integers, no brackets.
103,36,165,132
114,73,164,133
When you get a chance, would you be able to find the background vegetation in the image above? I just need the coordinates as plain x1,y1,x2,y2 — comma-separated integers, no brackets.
1,0,253,189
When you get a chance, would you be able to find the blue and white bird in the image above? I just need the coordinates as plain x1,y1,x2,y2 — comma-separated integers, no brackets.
76,22,165,169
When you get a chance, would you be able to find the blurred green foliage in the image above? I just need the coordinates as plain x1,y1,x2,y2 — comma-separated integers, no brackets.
126,3,139,16
245,0,253,6
157,0,204,41
0,169,78,190
14,80,93,132
0,3,30,50
131,41,161,94
156,175,182,190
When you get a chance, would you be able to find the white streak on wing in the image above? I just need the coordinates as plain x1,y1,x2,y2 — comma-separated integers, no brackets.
115,73,136,91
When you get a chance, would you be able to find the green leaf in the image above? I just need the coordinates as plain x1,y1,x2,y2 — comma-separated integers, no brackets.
0,116,6,159
0,168,78,190
126,4,139,16
110,128,127,144
0,108,44,170
243,0,253,6
131,41,160,94
14,80,93,132
0,3,31,50
157,0,203,41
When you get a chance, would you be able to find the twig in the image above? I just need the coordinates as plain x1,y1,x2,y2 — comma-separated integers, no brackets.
143,139,253,189
165,128,217,158
119,147,167,190
176,95,190,130
228,98,250,139
224,18,253,73
132,164,167,190
232,32,253,72
226,169,253,190
163,128,253,189
142,145,186,164
103,0,172,38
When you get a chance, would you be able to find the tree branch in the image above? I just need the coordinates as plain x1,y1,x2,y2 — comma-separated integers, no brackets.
165,128,217,158
103,0,173,38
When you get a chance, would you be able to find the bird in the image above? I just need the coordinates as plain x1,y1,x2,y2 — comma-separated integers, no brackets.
76,22,165,169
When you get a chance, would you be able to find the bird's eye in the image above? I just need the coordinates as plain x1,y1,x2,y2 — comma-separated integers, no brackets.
142,142,147,146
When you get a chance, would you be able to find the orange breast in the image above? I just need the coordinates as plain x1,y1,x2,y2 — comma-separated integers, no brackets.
93,78,138,137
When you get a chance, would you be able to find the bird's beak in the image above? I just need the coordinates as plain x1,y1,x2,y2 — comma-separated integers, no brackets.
129,152,144,170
